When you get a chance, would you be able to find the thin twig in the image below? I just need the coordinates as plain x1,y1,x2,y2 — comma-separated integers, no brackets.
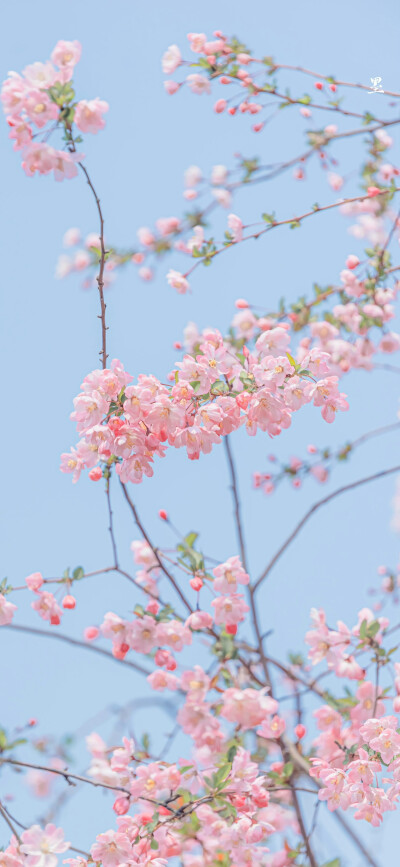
120,482,193,614
254,464,400,591
77,161,108,369
0,801,21,843
3,624,151,676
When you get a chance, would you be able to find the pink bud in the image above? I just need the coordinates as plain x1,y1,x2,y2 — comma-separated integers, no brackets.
252,123,264,132
228,106,237,116
346,255,360,269
146,600,160,615
84,626,99,641
393,696,400,712
155,649,169,667
220,76,231,84
28,718,37,727
236,392,251,409
166,656,177,671
158,509,168,520
367,186,381,197
113,797,130,816
214,99,227,114
295,724,306,740
113,643,129,660
132,252,144,264
235,298,249,308
173,341,182,350
190,576,203,591
62,595,76,610
329,83,337,92
314,81,324,90
307,444,317,454
226,624,237,635
270,762,284,773
89,467,102,481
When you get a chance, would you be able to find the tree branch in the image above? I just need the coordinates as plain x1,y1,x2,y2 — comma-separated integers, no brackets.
254,464,400,591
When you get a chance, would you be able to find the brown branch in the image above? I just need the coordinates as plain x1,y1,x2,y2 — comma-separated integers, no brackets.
254,464,400,591
3,624,151,676
271,63,400,98
185,187,400,280
0,801,21,843
120,482,193,614
105,472,119,568
77,162,108,369
223,436,249,573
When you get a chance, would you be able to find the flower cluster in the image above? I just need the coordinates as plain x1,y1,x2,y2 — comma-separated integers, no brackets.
1,40,108,179
60,323,350,486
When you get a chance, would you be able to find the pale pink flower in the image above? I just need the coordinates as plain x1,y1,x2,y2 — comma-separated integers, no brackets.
75,99,109,134
162,45,181,75
51,40,82,82
32,592,62,626
26,572,44,592
211,165,228,185
186,74,211,95
167,269,189,294
63,228,81,247
185,610,213,630
187,33,207,53
90,831,132,867
227,213,243,242
0,594,17,626
23,61,57,89
184,165,202,187
213,556,249,594
20,823,70,867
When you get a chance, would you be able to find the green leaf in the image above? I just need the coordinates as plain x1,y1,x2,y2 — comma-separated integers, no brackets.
286,352,297,369
6,738,27,751
72,566,84,581
283,761,294,778
184,532,198,549
367,620,380,638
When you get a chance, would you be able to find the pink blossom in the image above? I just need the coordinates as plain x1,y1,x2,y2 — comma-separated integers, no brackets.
185,611,213,630
167,269,189,294
186,74,211,95
162,45,181,75
227,213,243,242
90,831,132,867
213,556,249,594
51,40,82,82
75,99,109,134
20,824,70,867
211,593,249,626
0,594,17,626
26,572,44,592
32,592,62,626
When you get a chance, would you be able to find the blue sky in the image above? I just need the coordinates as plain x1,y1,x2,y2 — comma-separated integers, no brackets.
1,0,400,863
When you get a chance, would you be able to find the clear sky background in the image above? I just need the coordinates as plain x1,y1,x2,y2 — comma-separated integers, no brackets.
1,0,400,864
